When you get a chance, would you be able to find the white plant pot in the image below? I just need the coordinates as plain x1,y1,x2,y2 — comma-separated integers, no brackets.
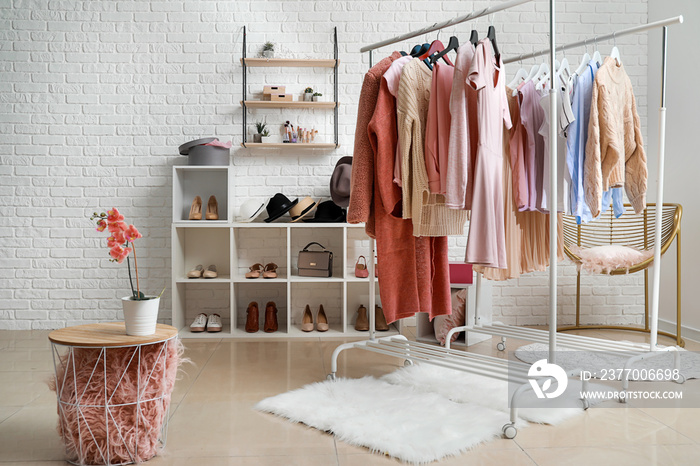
262,50,274,58
312,96,320,102
304,93,313,101
122,296,160,336
261,136,273,144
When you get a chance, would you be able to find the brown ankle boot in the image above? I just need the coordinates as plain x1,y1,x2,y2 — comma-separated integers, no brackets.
355,305,369,331
264,301,278,333
245,302,259,333
375,305,389,331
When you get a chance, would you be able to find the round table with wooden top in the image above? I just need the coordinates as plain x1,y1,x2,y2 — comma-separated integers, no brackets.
48,322,180,466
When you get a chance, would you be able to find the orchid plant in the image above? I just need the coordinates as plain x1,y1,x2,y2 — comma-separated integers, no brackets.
90,208,154,301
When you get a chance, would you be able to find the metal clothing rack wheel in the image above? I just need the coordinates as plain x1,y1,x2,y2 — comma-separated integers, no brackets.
558,203,684,347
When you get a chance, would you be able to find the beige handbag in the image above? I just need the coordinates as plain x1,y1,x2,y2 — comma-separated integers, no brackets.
297,242,333,277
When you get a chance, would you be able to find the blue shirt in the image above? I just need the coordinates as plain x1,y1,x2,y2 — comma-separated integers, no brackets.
566,61,623,224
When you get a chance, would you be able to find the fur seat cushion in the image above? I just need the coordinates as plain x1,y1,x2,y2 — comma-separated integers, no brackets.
569,244,654,274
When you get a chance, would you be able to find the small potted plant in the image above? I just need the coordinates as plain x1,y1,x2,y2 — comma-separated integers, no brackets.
261,41,275,59
304,87,314,102
254,121,267,143
312,92,323,102
260,129,272,144
90,208,165,336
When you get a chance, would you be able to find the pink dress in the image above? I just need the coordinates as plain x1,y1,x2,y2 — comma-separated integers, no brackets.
424,61,455,194
464,40,512,269
517,79,544,212
446,43,478,210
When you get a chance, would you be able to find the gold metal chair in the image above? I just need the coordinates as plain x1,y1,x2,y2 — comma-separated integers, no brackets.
560,203,684,346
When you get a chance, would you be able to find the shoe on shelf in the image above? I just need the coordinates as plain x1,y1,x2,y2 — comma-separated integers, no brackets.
187,264,204,279
375,305,389,331
203,264,218,279
354,256,369,278
190,313,207,333
189,195,202,220
245,302,259,333
206,313,222,333
206,195,219,220
245,263,264,279
264,301,278,333
316,305,328,332
355,305,369,331
301,304,314,332
263,262,278,279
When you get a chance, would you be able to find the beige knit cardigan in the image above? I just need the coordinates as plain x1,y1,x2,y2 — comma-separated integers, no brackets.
584,57,647,217
396,58,467,237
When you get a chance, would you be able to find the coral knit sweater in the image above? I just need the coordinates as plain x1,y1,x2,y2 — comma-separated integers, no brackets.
397,59,467,237
347,52,402,237
367,72,452,323
585,57,647,217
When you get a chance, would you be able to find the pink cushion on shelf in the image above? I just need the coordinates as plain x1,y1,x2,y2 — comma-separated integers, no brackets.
449,262,473,284
434,289,467,345
569,244,654,274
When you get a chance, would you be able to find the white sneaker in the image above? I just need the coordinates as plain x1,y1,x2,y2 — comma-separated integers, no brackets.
206,313,222,333
190,313,207,333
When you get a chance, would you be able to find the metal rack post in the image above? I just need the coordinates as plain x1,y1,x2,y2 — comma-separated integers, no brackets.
242,26,247,147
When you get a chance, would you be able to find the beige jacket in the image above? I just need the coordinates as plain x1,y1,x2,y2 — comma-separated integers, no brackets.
396,58,467,237
584,57,647,216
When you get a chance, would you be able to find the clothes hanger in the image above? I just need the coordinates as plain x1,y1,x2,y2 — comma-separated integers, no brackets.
410,43,430,57
592,36,602,66
575,39,591,76
469,29,479,46
486,26,500,62
610,32,622,65
430,36,458,65
507,57,529,92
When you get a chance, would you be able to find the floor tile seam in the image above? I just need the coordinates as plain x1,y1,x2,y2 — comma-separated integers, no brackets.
169,337,223,418
632,405,700,444
0,406,23,427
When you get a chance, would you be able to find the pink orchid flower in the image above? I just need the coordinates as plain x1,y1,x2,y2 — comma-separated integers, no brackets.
107,208,124,223
109,245,132,263
108,221,127,233
125,224,142,242
96,219,107,232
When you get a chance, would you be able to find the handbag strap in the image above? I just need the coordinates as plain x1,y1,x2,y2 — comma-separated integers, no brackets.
356,255,366,267
302,241,327,252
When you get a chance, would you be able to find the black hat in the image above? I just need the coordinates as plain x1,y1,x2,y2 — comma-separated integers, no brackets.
264,193,299,223
330,156,352,208
303,200,346,223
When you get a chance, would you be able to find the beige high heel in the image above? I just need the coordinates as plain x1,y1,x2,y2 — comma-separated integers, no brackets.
301,305,314,332
316,305,328,332
189,196,202,220
206,195,219,220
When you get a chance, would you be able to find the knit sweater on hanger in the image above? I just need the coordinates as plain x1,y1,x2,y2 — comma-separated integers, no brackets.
347,52,402,237
397,58,467,237
584,57,647,217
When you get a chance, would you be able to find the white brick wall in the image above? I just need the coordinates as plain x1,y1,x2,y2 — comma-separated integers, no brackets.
0,0,648,330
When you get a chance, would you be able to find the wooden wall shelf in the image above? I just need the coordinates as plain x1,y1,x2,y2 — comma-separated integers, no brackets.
241,58,338,68
240,143,339,149
241,100,338,109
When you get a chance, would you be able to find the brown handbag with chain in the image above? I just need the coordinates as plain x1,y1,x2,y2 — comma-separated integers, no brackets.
297,242,333,277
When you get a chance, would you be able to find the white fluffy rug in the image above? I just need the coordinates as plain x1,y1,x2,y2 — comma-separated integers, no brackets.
515,343,700,380
255,364,599,464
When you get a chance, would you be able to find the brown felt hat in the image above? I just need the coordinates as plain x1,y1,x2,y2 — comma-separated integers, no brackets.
330,156,352,208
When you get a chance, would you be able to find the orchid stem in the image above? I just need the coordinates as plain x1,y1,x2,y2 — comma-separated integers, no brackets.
126,255,136,298
132,242,140,298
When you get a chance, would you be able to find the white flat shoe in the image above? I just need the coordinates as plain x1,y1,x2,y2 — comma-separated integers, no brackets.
203,264,218,279
190,313,207,333
206,314,222,332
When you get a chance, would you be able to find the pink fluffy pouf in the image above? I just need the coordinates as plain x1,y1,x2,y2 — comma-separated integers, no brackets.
49,338,183,465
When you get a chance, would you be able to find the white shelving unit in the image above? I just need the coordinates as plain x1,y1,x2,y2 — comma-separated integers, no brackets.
171,165,397,339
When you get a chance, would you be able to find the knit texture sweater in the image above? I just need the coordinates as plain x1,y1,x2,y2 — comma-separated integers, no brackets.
585,57,647,217
347,52,402,237
397,58,467,237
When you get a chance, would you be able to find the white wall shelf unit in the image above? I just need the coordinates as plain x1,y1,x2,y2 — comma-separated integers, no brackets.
171,171,393,339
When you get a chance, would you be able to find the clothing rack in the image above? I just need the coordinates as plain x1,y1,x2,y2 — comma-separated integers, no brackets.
329,1,686,439
446,15,686,381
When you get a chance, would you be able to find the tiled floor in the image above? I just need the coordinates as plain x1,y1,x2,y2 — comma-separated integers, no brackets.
0,327,698,465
